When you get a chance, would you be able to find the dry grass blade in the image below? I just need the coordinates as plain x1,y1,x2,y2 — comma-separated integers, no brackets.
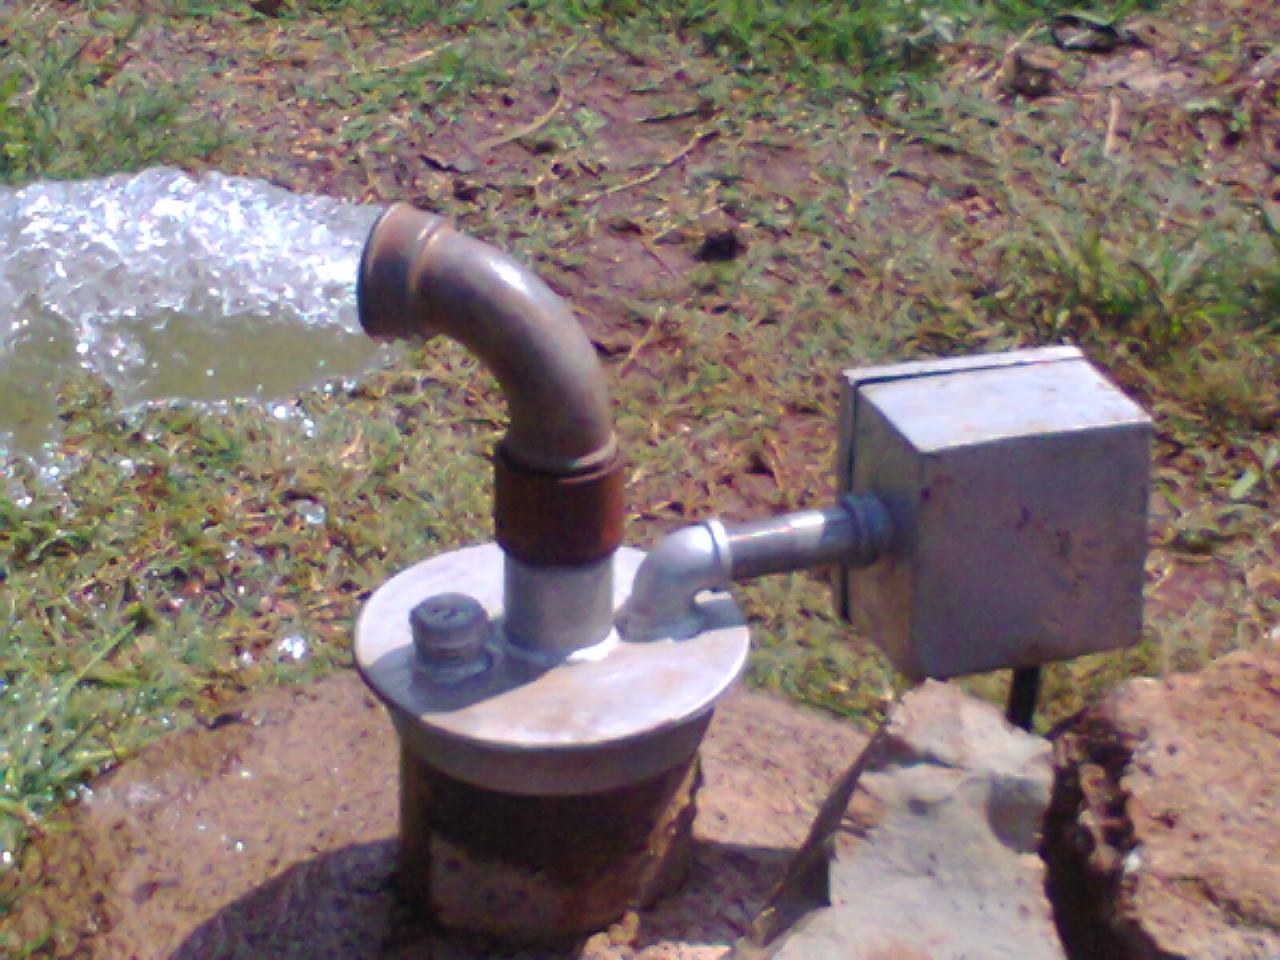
591,126,719,201
473,81,569,155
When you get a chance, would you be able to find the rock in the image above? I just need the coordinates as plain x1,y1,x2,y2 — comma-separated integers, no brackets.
249,0,287,15
1044,644,1280,959
1008,50,1061,98
735,681,1063,960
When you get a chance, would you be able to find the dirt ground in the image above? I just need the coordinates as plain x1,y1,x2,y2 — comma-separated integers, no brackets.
5,674,866,959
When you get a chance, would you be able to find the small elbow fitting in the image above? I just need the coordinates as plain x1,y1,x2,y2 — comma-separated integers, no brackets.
615,521,733,642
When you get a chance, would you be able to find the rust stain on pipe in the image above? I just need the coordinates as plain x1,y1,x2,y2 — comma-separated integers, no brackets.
494,447,624,566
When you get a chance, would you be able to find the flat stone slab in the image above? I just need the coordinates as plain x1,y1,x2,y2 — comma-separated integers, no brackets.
735,680,1064,960
1045,643,1280,959
3,670,865,959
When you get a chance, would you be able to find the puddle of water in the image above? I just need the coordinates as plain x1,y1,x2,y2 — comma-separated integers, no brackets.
0,167,384,453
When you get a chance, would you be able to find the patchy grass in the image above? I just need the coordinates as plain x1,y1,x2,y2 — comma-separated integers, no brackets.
0,350,496,864
880,87,1280,428
221,0,1161,96
0,6,223,184
1,0,1278,945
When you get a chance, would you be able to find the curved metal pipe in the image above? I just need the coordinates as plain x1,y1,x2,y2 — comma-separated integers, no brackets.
358,203,615,475
358,203,624,655
618,495,893,642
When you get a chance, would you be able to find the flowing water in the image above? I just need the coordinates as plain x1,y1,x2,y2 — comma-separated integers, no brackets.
0,167,384,454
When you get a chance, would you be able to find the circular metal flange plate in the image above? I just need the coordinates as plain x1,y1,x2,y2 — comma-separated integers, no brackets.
355,543,750,795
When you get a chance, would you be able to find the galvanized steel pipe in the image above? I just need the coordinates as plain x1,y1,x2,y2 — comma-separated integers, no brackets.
357,203,624,653
618,494,893,642
723,495,893,579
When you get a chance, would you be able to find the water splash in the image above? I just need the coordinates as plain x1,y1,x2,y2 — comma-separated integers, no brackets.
0,167,384,452
273,633,311,663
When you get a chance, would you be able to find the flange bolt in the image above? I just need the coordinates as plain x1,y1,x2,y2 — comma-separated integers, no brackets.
409,593,493,682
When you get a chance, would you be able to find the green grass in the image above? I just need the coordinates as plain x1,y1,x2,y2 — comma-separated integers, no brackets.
0,353,496,866
2,0,1278,946
0,7,224,185
627,0,1153,94
878,88,1280,430
184,0,1157,97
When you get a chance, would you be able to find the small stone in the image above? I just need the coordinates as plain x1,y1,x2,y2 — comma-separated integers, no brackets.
695,222,745,262
1050,14,1133,53
1123,69,1191,95
607,909,641,945
1008,51,1060,98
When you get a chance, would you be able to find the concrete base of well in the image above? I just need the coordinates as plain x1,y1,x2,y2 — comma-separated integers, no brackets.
4,670,865,959
398,746,699,943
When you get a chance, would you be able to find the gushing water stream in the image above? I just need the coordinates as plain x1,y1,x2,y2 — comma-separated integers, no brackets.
0,168,384,453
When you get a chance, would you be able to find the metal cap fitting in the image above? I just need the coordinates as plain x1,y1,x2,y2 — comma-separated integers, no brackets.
410,593,494,683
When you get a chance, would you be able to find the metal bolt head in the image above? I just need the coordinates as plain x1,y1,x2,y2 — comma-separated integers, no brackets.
409,593,493,681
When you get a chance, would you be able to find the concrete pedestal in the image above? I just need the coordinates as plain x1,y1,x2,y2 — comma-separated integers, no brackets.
398,745,701,944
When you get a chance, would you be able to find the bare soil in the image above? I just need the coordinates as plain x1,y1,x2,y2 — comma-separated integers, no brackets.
7,675,865,959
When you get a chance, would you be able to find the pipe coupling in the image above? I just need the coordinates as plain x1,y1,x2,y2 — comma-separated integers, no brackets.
493,446,625,567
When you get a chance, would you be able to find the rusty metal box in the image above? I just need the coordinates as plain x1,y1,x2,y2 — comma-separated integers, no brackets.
834,346,1152,679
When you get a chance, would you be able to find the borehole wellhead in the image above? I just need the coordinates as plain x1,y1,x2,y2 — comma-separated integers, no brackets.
358,202,624,653
352,205,751,944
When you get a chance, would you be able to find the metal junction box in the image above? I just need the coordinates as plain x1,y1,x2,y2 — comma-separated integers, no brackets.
835,346,1152,679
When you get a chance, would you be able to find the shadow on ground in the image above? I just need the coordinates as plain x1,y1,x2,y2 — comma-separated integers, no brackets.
170,838,793,960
